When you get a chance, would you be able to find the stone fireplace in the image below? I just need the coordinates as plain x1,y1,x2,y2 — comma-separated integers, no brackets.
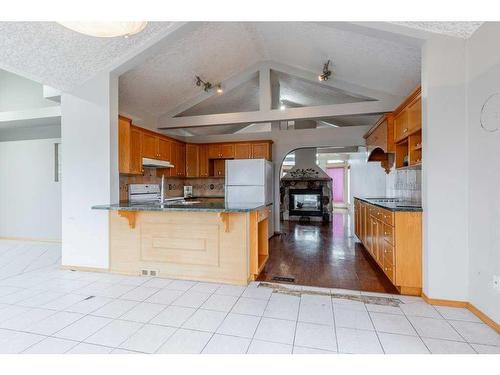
280,149,333,222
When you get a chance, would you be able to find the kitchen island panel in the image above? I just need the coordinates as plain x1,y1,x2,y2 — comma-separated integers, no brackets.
109,210,250,285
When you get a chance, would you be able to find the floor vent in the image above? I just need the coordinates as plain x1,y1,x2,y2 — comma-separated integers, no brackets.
272,276,295,283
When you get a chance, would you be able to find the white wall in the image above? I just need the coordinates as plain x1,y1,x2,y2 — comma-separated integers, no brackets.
421,35,469,302
465,23,500,323
0,138,61,240
0,69,58,111
61,72,119,269
348,153,387,206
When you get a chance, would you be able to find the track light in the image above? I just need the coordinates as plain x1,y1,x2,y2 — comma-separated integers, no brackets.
195,76,223,94
318,60,332,81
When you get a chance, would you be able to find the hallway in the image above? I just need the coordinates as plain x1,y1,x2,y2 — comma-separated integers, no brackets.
257,211,398,293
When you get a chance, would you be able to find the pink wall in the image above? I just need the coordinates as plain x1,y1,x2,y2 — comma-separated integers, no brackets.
328,167,344,203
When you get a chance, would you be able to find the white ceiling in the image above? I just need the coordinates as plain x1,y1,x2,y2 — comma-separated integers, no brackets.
0,22,176,91
390,22,483,39
120,22,422,121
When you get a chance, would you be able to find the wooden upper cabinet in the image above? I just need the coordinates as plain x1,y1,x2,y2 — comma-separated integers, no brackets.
208,144,221,159
141,132,159,159
220,144,235,159
365,114,394,153
129,127,143,175
407,96,421,134
185,144,199,177
234,143,252,159
394,109,409,143
118,116,131,174
251,142,271,160
213,159,225,177
199,144,209,177
177,143,186,177
118,117,142,175
158,138,171,161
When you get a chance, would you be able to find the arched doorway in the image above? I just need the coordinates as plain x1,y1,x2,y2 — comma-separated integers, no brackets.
259,146,398,293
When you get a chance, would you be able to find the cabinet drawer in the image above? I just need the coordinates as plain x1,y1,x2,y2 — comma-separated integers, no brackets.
383,263,395,283
383,223,394,245
383,242,395,266
381,210,394,225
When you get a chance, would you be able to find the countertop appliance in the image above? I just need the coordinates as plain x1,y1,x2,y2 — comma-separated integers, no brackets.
128,184,161,203
225,159,274,238
184,185,193,198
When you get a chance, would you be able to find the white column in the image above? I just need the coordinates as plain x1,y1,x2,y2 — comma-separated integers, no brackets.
61,72,119,269
421,36,469,301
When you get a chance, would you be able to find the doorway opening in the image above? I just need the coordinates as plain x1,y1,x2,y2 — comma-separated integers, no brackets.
257,146,398,293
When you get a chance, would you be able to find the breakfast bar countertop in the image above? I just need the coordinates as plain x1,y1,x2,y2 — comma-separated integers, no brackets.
355,197,423,212
92,197,268,213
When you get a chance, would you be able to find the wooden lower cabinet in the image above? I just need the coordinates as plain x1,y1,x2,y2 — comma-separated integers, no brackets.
354,198,422,295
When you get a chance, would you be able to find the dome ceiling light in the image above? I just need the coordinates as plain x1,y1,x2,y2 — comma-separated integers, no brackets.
57,22,148,38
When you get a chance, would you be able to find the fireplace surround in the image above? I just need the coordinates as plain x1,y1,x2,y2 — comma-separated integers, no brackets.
288,188,323,217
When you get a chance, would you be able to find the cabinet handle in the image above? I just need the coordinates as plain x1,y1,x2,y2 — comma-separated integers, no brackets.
403,128,408,133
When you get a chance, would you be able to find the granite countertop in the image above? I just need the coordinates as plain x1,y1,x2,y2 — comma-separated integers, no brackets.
355,197,423,212
92,197,268,213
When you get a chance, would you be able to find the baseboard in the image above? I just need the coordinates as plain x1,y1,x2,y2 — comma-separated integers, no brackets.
60,265,109,273
422,293,499,333
0,236,61,244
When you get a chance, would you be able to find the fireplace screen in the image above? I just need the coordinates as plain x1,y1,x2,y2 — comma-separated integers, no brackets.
289,189,323,217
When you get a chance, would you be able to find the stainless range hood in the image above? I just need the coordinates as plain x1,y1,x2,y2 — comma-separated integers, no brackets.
142,157,174,168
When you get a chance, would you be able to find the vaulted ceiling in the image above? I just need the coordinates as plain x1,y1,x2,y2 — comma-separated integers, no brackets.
0,21,484,136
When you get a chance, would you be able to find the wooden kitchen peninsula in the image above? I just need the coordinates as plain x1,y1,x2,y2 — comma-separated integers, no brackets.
92,199,270,285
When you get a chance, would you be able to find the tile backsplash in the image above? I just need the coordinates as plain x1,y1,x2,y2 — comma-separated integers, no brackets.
120,168,225,201
386,167,422,203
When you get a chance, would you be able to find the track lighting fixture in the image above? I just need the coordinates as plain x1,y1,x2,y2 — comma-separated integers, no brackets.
195,76,223,94
318,60,332,81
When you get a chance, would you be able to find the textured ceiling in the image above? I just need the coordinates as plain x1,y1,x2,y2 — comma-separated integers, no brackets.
178,75,260,117
274,70,368,109
0,22,176,91
391,22,483,39
119,22,422,123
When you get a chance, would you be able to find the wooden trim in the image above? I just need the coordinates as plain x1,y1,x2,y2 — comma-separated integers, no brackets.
0,237,61,243
393,86,421,116
218,212,230,232
363,114,387,139
422,293,499,333
467,304,500,334
421,293,468,307
60,265,109,273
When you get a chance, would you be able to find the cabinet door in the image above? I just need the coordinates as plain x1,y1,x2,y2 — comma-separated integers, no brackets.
208,144,221,159
118,117,131,173
252,143,271,160
199,144,209,177
129,128,143,175
407,97,421,133
394,110,409,142
142,133,159,159
158,138,171,161
220,144,235,159
213,159,225,177
177,143,186,177
170,142,179,176
185,144,199,177
234,143,252,159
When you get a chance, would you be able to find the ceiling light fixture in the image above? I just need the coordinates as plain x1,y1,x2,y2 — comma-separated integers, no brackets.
57,22,147,38
318,60,332,81
195,76,223,94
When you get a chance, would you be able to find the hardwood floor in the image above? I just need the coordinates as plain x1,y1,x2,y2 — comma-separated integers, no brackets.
257,211,399,293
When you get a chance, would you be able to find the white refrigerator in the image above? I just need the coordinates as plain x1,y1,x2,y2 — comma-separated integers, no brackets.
225,159,274,238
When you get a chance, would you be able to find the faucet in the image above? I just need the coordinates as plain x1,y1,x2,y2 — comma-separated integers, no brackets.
160,174,165,204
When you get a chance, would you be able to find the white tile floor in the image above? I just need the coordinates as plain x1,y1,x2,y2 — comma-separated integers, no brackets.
0,240,498,354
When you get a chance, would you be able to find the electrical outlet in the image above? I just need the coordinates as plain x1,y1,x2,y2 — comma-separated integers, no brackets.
493,275,500,291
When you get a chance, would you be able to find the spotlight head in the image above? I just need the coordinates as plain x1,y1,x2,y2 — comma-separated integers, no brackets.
216,84,223,94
